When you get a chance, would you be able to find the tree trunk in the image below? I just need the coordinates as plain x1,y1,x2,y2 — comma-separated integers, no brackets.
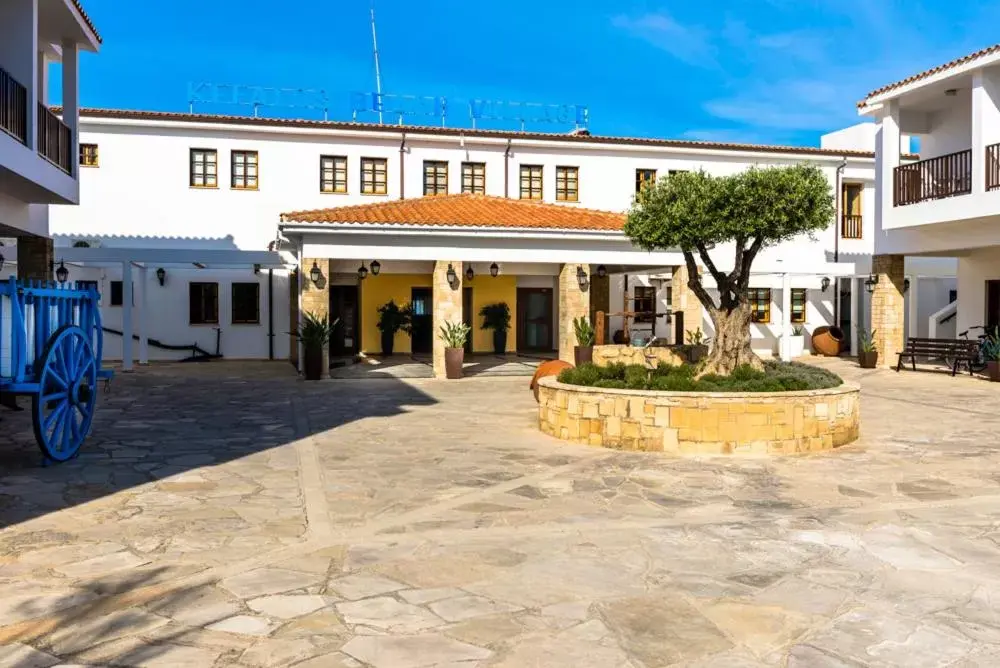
700,304,763,376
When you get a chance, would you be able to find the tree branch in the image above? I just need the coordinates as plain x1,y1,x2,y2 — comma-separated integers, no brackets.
682,250,717,313
736,235,766,292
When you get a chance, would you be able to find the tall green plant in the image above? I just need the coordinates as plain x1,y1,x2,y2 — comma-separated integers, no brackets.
376,300,412,335
857,327,877,353
478,302,511,332
982,327,1000,362
573,316,595,346
296,312,338,346
439,321,471,348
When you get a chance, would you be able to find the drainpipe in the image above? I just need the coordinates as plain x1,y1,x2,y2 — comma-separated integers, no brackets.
267,268,274,360
833,156,847,326
504,139,513,198
399,132,407,199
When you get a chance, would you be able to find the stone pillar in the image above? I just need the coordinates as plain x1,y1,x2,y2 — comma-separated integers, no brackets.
16,235,53,282
671,264,703,345
871,254,905,368
558,263,589,364
589,267,610,343
432,261,463,378
301,258,331,378
288,269,300,368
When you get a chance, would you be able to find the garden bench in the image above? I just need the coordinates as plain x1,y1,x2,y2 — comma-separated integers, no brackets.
895,337,980,376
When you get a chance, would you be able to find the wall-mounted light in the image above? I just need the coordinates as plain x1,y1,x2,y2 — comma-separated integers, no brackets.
596,264,608,279
864,273,878,294
489,262,499,278
576,265,589,290
156,267,166,286
945,88,958,97
309,261,322,285
55,260,68,285
0,250,5,274
253,263,261,275
821,276,831,292
370,260,381,276
465,265,474,281
446,264,458,286
357,262,369,280
904,277,911,293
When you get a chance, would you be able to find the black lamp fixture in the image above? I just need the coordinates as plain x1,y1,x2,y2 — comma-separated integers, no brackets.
821,276,831,292
489,262,499,278
465,265,475,281
596,264,608,279
156,267,166,286
253,263,261,275
309,261,322,285
904,277,911,293
370,260,381,276
446,263,458,286
864,273,878,294
357,262,369,280
0,250,5,274
576,265,589,289
54,260,69,285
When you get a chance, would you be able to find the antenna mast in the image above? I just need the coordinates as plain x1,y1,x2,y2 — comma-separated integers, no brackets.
370,1,384,125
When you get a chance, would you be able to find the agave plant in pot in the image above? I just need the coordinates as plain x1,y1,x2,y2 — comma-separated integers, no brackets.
376,299,412,355
573,316,595,366
478,302,511,354
857,327,878,369
296,311,338,381
439,321,471,379
983,328,1000,382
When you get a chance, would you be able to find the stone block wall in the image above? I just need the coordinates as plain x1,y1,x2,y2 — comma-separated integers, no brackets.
432,260,463,378
558,264,589,364
591,344,707,368
16,235,53,282
671,263,705,344
537,378,860,455
871,254,905,368
300,258,331,378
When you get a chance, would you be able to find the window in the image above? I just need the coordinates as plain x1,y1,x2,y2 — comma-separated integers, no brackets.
320,155,347,193
461,162,485,194
189,282,219,324
665,286,672,308
949,289,958,303
189,148,217,187
749,288,771,323
231,150,259,190
841,183,863,239
791,288,807,324
423,160,448,196
555,166,579,202
361,157,388,194
109,281,123,307
232,282,260,324
520,164,543,200
79,143,98,167
634,285,656,323
635,168,656,193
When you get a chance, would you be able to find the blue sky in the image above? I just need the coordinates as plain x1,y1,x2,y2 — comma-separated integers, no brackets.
66,0,1000,146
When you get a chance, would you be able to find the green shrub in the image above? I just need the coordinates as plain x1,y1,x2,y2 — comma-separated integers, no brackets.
649,374,697,392
593,379,627,389
600,363,627,381
624,364,649,389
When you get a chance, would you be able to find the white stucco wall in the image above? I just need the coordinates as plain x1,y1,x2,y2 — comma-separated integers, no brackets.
919,92,973,160
956,248,1000,335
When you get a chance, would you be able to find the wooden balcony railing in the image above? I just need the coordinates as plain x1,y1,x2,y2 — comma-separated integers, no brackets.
841,214,863,239
0,66,28,144
36,103,72,174
893,149,972,206
987,143,1000,192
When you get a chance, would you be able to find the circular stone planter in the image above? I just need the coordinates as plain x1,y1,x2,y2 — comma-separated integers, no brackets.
537,377,860,456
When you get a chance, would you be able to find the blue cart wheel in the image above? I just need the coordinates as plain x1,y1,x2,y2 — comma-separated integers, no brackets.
31,326,99,462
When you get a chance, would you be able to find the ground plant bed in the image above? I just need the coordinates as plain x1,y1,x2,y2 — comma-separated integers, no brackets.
539,362,859,455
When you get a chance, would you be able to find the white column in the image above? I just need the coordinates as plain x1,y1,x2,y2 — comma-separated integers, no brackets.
37,50,47,104
780,272,792,361
138,265,149,365
908,275,919,338
973,69,1000,194
874,100,900,237
26,0,39,150
121,261,133,372
850,278,860,356
60,39,79,177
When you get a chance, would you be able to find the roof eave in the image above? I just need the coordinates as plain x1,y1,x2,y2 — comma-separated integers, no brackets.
859,48,1000,111
278,221,625,239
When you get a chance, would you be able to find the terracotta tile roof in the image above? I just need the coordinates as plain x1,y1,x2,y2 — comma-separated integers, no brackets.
70,0,102,43
65,107,885,159
859,43,1000,107
280,194,626,232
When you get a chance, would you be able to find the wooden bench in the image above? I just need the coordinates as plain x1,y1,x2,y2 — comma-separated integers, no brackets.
896,337,980,376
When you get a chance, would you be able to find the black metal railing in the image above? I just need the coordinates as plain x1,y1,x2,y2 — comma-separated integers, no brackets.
841,214,863,239
893,149,972,206
0,66,27,144
987,143,1000,192
37,103,72,174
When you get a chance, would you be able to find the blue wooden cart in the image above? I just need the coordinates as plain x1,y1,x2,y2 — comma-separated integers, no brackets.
1,277,113,462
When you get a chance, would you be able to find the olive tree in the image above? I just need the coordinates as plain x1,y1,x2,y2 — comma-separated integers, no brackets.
625,165,834,376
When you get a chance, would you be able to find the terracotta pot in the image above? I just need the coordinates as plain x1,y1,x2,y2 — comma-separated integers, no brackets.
858,351,878,369
574,345,593,367
444,347,464,379
529,360,573,402
812,326,845,357
303,343,324,381
988,361,1000,382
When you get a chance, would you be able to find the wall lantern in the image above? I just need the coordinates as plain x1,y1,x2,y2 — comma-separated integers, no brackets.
446,264,458,286
489,262,499,278
465,265,475,281
820,276,831,292
596,264,608,279
357,262,369,280
904,277,911,293
156,267,166,286
253,263,261,275
864,273,878,294
0,250,5,274
370,260,381,276
55,260,69,285
309,261,322,285
576,265,589,290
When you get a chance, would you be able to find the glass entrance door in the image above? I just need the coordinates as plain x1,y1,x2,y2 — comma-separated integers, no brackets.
517,288,553,352
330,286,359,356
410,287,433,354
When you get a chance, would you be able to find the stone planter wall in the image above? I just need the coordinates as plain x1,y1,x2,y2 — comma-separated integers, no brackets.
592,344,707,368
537,377,860,456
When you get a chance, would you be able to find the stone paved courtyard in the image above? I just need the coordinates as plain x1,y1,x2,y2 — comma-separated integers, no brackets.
2,359,1000,666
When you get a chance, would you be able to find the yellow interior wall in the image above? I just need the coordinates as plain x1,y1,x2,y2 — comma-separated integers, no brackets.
470,276,518,352
361,274,433,354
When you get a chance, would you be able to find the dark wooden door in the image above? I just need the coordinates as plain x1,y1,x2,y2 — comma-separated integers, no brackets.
411,287,433,354
517,288,553,352
462,287,474,353
329,286,359,356
987,280,1000,334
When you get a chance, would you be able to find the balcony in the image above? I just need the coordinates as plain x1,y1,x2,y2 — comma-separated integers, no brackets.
0,66,27,144
894,150,972,207
841,214,863,239
988,143,1000,192
36,103,72,174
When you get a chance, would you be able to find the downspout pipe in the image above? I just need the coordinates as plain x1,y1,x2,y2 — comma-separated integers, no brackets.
267,268,274,360
504,139,513,198
399,132,406,199
833,156,848,325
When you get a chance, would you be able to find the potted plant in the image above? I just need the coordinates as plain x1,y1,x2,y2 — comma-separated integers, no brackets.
296,311,338,381
573,316,595,366
857,328,878,368
478,302,511,354
784,325,805,359
439,321,471,379
983,328,1000,382
376,299,411,355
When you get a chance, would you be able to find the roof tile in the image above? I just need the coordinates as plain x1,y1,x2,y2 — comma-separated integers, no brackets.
859,43,1000,107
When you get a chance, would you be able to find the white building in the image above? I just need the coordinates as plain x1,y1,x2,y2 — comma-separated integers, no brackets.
37,108,953,365
862,43,1000,365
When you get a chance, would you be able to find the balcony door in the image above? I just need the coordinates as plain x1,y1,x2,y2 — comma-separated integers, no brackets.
987,280,1000,334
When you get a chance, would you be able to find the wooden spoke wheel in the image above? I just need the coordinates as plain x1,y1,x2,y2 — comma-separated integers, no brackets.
32,326,98,462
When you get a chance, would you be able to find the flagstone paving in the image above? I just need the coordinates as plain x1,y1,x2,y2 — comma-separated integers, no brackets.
1,359,1000,666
